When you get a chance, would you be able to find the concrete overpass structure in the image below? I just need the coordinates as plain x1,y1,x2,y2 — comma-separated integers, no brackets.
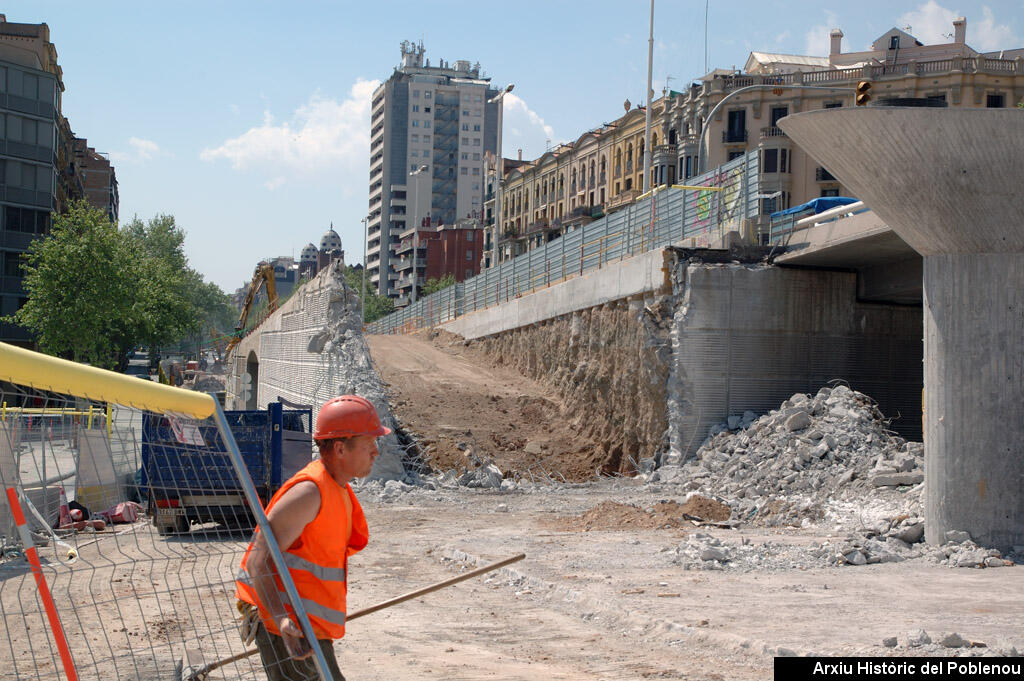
780,106,1023,553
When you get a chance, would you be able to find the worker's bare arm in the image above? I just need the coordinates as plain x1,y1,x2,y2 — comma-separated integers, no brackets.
248,480,321,658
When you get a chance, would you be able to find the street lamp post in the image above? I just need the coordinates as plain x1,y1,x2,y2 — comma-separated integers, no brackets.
409,164,429,304
487,83,514,268
695,84,855,174
642,0,654,193
360,215,369,325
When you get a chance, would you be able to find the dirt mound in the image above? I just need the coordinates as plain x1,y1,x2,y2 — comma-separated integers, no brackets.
548,497,716,532
679,495,731,522
367,332,609,483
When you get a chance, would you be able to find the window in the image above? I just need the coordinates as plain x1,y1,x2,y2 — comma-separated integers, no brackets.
473,138,480,146
413,90,420,98
411,164,419,171
423,120,431,129
727,150,744,161
463,110,470,116
473,153,480,161
927,94,946,103
824,101,843,109
762,148,778,173
466,250,474,260
461,152,468,160
411,134,419,142
472,167,479,176
424,91,431,99
780,148,789,173
462,137,469,145
424,106,430,113
467,232,474,241
412,104,420,112
410,149,418,157
987,93,1005,108
726,109,746,142
412,120,419,127
3,250,23,276
473,124,480,132
423,135,431,143
821,188,840,197
461,167,468,175
462,123,469,131
770,106,788,128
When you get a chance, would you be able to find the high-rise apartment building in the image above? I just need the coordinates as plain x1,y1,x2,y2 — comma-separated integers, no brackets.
0,15,115,346
367,41,498,303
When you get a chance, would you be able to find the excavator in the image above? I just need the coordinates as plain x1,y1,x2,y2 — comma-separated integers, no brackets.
225,263,279,356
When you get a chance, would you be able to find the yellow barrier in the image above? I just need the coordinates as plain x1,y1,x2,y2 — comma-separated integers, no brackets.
0,342,215,420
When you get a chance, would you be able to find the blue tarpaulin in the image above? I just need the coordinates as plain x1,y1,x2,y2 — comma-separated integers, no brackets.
771,196,858,219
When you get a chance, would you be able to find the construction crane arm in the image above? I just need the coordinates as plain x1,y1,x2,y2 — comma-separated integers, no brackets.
226,265,278,355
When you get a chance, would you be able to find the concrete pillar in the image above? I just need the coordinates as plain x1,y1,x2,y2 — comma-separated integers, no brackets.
779,108,1024,552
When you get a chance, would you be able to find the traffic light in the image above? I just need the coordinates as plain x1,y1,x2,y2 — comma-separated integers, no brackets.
855,80,872,106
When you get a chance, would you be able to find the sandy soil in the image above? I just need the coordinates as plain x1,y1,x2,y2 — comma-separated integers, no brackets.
367,332,607,482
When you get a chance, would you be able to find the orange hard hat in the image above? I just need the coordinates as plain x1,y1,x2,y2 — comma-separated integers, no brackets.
314,395,391,439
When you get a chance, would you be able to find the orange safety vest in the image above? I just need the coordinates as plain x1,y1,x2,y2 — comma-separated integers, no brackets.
235,459,369,639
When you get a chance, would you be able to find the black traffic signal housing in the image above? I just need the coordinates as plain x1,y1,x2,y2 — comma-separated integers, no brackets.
855,80,872,106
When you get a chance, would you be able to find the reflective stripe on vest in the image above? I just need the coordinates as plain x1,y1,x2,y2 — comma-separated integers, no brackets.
236,569,346,626
283,553,346,583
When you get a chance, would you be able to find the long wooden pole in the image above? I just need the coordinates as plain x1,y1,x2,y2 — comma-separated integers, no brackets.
184,553,526,681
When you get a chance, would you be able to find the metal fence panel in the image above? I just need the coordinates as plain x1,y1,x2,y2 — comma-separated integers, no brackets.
366,151,760,334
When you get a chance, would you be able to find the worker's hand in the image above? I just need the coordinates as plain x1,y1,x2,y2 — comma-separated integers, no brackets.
278,618,313,660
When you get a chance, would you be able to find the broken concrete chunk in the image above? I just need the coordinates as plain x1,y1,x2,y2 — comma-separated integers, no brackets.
945,530,972,544
784,411,812,432
882,637,898,648
871,472,924,487
904,629,931,647
893,523,924,544
844,550,867,566
939,632,968,648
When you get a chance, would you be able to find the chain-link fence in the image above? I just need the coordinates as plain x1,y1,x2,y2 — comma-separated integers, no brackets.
368,150,759,334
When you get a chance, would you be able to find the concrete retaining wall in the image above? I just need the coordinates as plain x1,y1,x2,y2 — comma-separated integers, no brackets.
667,265,922,462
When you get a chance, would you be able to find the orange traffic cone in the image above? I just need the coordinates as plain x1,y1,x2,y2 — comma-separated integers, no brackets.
58,487,72,528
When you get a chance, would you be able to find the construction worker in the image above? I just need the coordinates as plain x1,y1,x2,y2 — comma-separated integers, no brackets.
235,395,390,681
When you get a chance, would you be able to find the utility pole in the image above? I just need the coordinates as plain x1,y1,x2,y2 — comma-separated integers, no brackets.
360,215,368,325
409,164,429,304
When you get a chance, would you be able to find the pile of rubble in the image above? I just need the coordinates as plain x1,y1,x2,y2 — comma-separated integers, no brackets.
648,385,923,525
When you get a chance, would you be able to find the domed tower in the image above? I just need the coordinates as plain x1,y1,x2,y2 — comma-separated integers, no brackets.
318,224,344,270
299,242,318,277
319,226,342,253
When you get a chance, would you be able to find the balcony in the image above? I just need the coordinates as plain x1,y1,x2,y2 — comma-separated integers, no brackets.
525,220,549,235
815,166,838,182
394,256,425,271
760,126,786,139
606,188,641,211
722,129,748,144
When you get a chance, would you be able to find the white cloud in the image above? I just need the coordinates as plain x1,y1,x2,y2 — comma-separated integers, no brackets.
201,78,380,173
804,11,839,56
898,3,1017,50
503,93,555,143
264,176,286,191
109,137,162,164
898,2,957,43
970,6,1018,51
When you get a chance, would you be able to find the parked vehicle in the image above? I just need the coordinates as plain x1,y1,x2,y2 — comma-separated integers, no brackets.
141,402,313,534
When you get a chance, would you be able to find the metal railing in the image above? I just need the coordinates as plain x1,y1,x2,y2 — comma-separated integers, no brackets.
367,151,760,334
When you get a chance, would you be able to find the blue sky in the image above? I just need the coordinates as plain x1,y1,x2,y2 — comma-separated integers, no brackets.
3,1,1020,291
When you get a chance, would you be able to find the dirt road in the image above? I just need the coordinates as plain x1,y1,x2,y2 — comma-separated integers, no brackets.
339,482,1023,680
367,332,606,481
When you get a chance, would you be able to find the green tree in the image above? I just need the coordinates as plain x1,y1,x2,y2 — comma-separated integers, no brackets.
343,265,394,323
8,203,233,368
7,202,141,368
422,273,456,295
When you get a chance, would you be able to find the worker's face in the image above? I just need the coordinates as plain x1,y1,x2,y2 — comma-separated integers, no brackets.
333,435,379,479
